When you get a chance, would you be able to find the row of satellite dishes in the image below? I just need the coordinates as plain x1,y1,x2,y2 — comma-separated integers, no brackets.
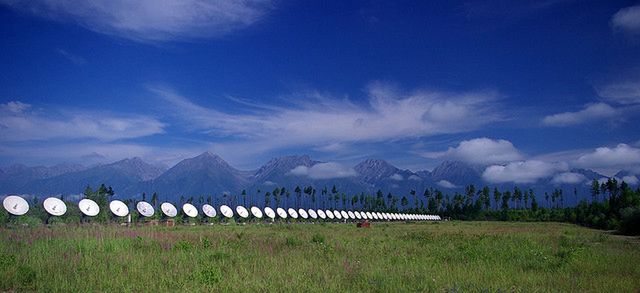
2,195,442,221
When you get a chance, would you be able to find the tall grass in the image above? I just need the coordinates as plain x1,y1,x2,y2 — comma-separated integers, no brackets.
1,222,639,291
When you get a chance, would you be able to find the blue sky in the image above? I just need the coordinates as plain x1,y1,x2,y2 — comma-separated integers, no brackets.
1,0,639,183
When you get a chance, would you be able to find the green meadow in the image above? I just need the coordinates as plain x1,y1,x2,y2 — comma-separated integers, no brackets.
1,221,639,292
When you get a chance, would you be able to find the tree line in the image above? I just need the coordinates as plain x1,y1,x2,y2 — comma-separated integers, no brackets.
3,178,639,235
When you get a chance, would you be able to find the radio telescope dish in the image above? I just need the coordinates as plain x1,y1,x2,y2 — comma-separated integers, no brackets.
333,210,342,219
43,197,66,216
264,207,276,219
251,206,263,218
383,213,389,220
161,202,177,217
3,195,29,216
376,212,383,219
361,212,368,220
182,203,198,218
317,209,327,219
308,209,318,219
347,211,355,219
202,204,217,217
288,208,298,219
276,207,287,219
136,201,154,217
220,205,234,218
354,211,362,219
298,208,308,219
366,212,373,219
372,212,379,220
340,210,348,219
109,200,129,217
236,205,249,218
78,199,99,217
326,209,334,219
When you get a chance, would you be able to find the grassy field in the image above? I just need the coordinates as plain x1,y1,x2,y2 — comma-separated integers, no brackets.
1,221,639,292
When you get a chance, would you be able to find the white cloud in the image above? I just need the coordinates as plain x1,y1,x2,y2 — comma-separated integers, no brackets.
288,162,357,180
575,144,640,170
622,175,639,185
1,101,31,113
408,174,421,181
437,180,457,189
611,5,640,34
482,160,568,184
596,80,640,105
57,49,86,65
389,173,403,181
422,137,523,165
0,101,165,142
552,172,587,184
0,0,273,42
151,83,502,153
0,142,204,167
542,103,617,126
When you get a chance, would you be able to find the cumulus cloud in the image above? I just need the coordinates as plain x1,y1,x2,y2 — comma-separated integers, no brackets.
542,103,618,127
437,180,457,189
611,5,640,34
288,162,357,180
408,174,421,181
596,80,640,105
151,83,502,153
0,101,165,142
0,0,273,42
389,173,403,181
482,160,568,184
622,175,639,185
575,144,640,170
422,137,523,165
552,172,587,184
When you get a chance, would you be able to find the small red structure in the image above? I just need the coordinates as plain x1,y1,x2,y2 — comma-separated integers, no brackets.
356,220,371,228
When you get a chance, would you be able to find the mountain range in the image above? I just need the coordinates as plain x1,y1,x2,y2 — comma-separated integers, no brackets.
0,151,634,206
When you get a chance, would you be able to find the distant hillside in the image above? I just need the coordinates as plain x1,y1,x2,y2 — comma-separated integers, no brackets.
0,152,629,206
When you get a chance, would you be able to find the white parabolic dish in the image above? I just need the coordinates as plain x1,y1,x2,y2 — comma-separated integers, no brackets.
136,201,154,217
110,200,129,217
288,208,298,219
326,209,334,219
317,209,326,219
202,204,217,217
220,205,234,218
182,203,198,218
347,211,355,219
277,207,287,219
43,197,66,216
236,205,249,218
79,199,99,217
298,208,308,219
251,206,263,218
340,210,348,219
308,209,318,219
161,202,177,217
3,195,29,216
264,207,276,219
333,210,342,219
